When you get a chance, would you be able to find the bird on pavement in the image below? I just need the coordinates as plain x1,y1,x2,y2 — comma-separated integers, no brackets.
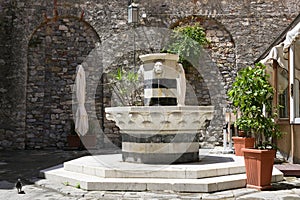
15,179,22,194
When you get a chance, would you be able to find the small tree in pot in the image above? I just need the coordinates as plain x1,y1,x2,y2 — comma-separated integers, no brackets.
228,63,283,190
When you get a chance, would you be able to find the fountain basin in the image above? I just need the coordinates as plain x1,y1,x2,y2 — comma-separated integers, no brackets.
105,106,214,164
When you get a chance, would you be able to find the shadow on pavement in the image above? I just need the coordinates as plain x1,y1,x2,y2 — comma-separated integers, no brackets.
0,149,90,189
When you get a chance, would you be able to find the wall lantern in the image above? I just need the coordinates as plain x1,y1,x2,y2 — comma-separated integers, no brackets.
128,2,139,24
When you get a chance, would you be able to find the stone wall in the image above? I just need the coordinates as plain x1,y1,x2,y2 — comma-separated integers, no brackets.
26,17,101,149
0,0,299,149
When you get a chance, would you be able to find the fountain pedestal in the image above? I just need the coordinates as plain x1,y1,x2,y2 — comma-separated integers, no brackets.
106,106,214,164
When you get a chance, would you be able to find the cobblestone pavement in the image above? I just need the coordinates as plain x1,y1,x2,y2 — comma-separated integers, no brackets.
1,149,300,200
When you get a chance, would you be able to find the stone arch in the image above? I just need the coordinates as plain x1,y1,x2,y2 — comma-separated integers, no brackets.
101,22,228,146
26,16,101,149
168,16,235,145
170,15,236,93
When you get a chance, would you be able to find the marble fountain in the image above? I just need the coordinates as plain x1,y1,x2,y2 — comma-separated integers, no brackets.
40,53,283,192
105,53,214,164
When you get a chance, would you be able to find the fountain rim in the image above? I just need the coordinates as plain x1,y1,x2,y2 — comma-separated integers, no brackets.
105,105,214,113
139,53,179,62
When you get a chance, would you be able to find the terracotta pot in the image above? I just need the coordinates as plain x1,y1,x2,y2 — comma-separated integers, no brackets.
238,130,245,137
67,135,81,148
242,148,276,190
232,137,255,156
80,135,97,149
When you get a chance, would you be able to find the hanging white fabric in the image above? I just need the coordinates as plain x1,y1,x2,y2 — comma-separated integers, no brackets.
75,65,89,136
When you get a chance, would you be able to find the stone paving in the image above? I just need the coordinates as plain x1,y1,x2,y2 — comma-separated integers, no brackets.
1,149,300,200
2,178,300,200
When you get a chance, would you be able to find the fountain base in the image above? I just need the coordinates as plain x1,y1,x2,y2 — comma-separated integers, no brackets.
105,106,214,164
40,152,284,192
122,151,199,164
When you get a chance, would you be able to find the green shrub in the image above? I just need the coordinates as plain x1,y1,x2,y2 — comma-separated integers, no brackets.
228,63,283,149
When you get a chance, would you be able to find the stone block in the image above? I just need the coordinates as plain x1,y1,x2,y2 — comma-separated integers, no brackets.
173,181,211,192
215,175,246,191
88,181,147,191
229,166,245,174
64,163,83,174
196,168,218,178
146,181,173,191
216,167,229,176
82,166,97,177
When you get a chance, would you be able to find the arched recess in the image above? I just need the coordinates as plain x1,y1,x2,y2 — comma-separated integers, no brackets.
170,15,236,94
26,17,101,149
169,16,236,143
101,17,233,146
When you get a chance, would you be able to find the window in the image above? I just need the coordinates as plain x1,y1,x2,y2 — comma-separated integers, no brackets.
289,41,300,123
277,68,288,118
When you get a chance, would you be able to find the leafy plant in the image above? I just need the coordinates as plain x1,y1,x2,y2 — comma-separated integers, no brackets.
106,67,143,106
228,63,283,149
75,183,81,189
163,23,210,65
63,182,69,186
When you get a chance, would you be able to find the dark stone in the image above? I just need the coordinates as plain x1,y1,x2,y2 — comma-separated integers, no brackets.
144,78,177,89
122,133,200,143
145,97,177,106
122,152,199,164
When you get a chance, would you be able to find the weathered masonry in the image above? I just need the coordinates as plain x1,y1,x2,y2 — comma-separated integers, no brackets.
0,0,299,149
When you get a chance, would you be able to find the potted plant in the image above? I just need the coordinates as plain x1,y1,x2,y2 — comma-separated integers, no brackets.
67,120,81,149
228,63,283,190
228,68,256,156
231,135,255,156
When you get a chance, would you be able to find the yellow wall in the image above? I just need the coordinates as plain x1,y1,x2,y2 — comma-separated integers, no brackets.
277,123,291,160
294,125,300,163
277,123,300,163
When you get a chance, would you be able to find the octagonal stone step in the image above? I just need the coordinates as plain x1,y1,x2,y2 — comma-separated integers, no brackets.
62,154,246,179
40,153,284,193
40,166,283,193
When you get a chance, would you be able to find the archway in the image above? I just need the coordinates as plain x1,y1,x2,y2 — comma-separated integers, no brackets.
100,19,232,147
26,17,101,149
169,16,236,145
